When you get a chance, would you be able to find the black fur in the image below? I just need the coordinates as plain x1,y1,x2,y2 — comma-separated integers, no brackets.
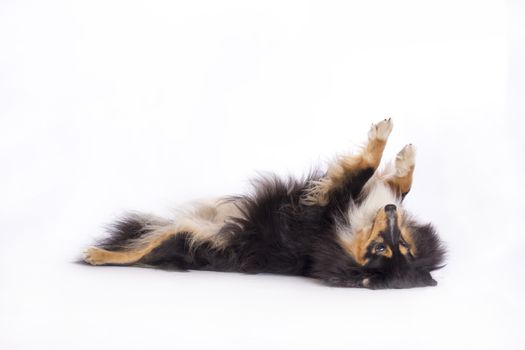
98,213,167,251
90,168,445,289
86,116,446,289
98,215,147,251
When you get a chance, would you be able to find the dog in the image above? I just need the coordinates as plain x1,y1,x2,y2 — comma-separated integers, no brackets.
83,119,445,289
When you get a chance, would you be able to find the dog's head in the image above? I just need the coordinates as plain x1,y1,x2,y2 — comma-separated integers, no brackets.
356,204,445,289
338,189,445,289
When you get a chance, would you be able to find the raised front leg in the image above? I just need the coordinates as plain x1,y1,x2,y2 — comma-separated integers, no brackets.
386,144,416,198
302,118,393,206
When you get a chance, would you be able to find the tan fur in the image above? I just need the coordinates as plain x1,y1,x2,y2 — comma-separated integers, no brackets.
302,119,393,206
339,208,389,265
382,245,393,258
386,144,415,196
84,246,150,265
339,207,418,264
84,198,244,266
400,226,416,256
339,229,369,266
387,174,413,196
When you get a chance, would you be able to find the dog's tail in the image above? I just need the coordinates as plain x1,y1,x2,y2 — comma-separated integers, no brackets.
95,212,171,252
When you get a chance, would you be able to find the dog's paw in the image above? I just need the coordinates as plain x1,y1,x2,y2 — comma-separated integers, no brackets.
395,144,416,177
83,247,106,265
368,118,393,141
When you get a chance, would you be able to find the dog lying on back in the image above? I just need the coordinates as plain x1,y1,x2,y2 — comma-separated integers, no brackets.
84,119,445,289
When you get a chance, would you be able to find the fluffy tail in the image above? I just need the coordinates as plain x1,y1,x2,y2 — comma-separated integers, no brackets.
96,212,170,252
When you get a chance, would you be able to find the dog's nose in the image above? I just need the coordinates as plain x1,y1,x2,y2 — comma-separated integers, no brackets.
384,204,397,212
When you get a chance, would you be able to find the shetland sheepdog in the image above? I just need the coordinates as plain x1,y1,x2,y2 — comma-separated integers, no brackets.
83,119,445,289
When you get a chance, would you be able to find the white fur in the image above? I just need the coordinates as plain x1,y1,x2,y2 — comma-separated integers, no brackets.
126,197,245,250
338,180,400,239
335,143,415,241
395,144,416,177
368,118,393,141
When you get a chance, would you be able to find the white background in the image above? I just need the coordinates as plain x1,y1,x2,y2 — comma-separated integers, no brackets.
1,0,524,349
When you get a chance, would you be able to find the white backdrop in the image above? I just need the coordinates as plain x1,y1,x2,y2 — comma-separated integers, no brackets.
1,1,524,349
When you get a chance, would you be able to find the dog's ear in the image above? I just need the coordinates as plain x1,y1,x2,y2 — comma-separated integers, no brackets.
421,270,438,286
409,223,446,271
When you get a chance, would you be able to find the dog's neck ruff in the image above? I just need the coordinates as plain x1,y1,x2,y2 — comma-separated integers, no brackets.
339,180,401,239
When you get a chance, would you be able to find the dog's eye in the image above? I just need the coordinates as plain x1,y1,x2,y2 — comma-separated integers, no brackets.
399,240,408,248
375,244,386,253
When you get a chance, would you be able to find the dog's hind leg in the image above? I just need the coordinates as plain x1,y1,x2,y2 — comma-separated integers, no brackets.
84,218,223,266
83,199,241,266
83,246,148,266
302,118,393,205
